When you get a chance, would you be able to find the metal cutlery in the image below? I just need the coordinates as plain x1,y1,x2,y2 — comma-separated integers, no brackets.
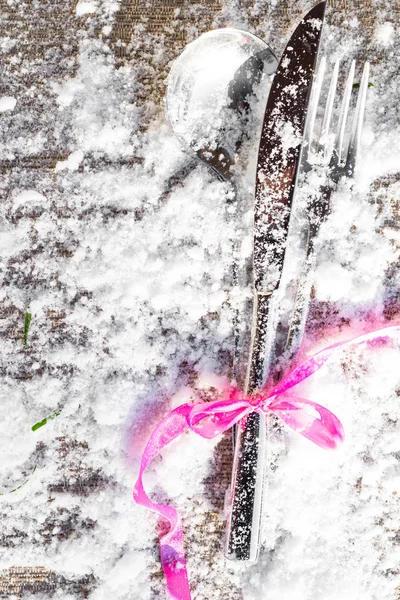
283,58,371,359
225,1,327,562
165,28,278,182
164,0,370,568
166,28,278,405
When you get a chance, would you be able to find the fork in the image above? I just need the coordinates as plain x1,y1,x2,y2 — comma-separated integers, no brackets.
283,58,370,356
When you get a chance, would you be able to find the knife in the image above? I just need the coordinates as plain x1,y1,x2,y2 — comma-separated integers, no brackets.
225,1,327,562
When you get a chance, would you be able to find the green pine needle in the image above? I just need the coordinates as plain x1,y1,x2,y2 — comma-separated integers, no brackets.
0,466,37,496
32,409,62,432
1,407,63,495
32,418,47,431
353,82,374,89
23,309,32,346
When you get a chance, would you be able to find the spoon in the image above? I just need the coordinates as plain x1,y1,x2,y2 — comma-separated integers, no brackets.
165,28,278,395
165,28,278,181
165,29,278,437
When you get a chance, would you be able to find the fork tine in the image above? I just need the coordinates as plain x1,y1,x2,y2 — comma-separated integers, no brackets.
318,59,339,157
346,61,370,175
302,56,326,166
333,59,355,166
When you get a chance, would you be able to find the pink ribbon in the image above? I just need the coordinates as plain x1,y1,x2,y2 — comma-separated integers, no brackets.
133,325,400,600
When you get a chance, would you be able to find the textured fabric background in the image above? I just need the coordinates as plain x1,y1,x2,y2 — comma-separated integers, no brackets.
1,1,400,599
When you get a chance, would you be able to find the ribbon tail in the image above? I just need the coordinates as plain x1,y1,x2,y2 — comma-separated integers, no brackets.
133,404,193,600
161,522,192,600
269,325,400,398
132,395,252,600
269,395,345,449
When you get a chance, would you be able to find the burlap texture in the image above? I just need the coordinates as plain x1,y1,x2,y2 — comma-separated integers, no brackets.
1,1,399,598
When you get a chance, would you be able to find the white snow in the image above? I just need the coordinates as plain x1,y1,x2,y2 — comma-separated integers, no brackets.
0,96,16,112
76,1,98,16
374,21,395,47
1,4,400,600
55,150,84,171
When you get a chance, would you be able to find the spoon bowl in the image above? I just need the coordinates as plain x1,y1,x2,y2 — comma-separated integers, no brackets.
166,28,278,180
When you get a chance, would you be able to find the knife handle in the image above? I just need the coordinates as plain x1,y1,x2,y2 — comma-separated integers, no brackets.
225,293,273,561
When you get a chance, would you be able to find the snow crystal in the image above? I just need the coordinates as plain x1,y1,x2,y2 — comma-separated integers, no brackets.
76,2,98,16
0,96,16,112
374,21,395,47
55,150,84,172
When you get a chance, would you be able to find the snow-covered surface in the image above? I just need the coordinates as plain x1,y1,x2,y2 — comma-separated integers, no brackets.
1,2,400,599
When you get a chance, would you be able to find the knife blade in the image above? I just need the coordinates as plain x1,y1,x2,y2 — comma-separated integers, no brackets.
226,1,327,562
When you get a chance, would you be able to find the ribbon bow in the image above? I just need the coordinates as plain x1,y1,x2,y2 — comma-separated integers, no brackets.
133,325,400,600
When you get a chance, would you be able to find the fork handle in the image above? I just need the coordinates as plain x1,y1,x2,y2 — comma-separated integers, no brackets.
225,292,273,561
285,254,314,355
286,184,334,354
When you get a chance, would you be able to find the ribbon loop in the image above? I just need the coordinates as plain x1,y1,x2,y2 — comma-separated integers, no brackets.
269,394,345,449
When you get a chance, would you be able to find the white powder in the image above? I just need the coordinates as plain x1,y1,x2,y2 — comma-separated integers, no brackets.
0,95,16,112
76,2,98,16
1,4,400,600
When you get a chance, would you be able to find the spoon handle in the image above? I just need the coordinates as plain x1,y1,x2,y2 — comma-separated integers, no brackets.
225,292,273,561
